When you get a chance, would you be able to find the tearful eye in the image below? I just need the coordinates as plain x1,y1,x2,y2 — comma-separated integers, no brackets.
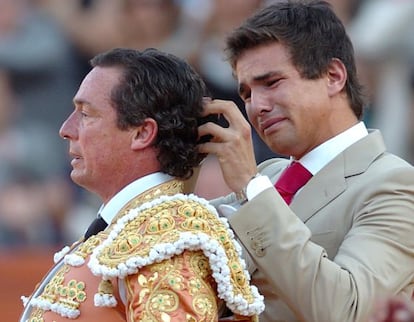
266,79,281,87
240,91,251,103
239,84,251,103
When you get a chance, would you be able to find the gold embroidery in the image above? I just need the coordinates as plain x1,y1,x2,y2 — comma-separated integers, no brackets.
25,179,260,320
177,204,209,219
38,265,70,303
132,262,181,321
230,260,247,287
59,279,87,309
192,294,216,316
147,209,176,234
188,277,203,295
29,308,44,322
188,253,217,320
73,233,104,259
67,181,184,263
181,216,210,232
96,180,186,269
115,180,185,222
29,264,87,320
41,270,86,309
142,253,215,321
137,272,160,305
29,180,245,321
189,251,211,280
165,270,185,292
149,290,179,312
97,196,257,306
98,279,114,295
150,257,178,275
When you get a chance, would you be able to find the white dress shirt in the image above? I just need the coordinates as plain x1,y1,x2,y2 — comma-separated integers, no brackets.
99,172,173,225
246,121,369,201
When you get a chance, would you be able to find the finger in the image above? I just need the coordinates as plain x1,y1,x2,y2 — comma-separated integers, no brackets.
198,120,239,154
201,100,252,142
202,99,248,128
197,141,220,155
198,120,219,136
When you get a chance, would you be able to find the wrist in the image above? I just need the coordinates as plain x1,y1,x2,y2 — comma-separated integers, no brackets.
235,173,262,204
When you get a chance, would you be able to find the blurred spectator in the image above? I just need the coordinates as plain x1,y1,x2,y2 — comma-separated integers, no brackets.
0,0,82,175
120,0,202,60
0,70,72,245
42,0,203,72
348,0,414,163
180,0,212,27
325,0,364,24
38,0,124,57
0,0,90,246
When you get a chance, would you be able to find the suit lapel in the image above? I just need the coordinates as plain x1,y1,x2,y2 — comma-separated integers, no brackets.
290,154,347,222
290,130,387,223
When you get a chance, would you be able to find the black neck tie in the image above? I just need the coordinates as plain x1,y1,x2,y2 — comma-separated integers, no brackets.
84,216,108,240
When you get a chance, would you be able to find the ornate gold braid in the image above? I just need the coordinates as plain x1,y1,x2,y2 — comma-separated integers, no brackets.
95,186,256,304
113,179,185,222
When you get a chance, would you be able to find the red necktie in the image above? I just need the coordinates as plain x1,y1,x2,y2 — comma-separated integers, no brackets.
275,162,312,205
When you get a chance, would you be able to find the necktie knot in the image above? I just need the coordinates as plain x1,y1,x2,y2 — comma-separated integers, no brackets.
275,161,312,204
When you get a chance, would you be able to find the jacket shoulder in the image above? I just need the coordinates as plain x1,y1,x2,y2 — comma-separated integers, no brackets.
88,193,265,316
257,157,290,178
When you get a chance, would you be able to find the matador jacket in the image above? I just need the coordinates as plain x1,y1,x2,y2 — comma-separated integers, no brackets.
20,178,264,321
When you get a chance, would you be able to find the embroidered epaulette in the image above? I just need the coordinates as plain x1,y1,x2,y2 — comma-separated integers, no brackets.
88,193,264,317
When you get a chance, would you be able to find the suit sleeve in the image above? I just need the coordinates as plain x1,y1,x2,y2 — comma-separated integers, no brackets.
228,166,414,322
124,249,220,321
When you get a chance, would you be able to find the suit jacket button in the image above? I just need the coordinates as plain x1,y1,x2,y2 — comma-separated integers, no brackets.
255,247,265,257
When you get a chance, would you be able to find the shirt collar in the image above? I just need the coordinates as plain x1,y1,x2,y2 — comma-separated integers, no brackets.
298,122,368,175
99,172,173,224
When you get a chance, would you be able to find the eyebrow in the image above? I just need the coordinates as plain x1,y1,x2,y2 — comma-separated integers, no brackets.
253,71,282,82
73,98,91,107
238,71,282,95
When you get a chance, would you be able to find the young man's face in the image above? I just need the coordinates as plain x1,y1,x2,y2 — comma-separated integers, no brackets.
236,42,336,159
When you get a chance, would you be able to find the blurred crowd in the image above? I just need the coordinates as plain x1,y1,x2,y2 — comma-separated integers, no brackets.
0,0,413,247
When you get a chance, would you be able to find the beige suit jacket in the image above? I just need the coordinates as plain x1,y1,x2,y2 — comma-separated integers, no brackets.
213,130,414,322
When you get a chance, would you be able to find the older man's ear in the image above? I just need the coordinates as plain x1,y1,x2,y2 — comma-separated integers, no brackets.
130,118,158,150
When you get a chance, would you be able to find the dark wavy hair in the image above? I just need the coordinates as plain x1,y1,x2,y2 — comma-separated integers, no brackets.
225,0,365,119
90,48,208,179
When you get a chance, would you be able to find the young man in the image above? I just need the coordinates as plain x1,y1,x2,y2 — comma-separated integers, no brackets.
198,1,414,321
20,48,264,321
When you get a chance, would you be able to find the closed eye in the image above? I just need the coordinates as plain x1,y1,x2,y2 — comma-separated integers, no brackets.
239,85,251,102
266,78,282,88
